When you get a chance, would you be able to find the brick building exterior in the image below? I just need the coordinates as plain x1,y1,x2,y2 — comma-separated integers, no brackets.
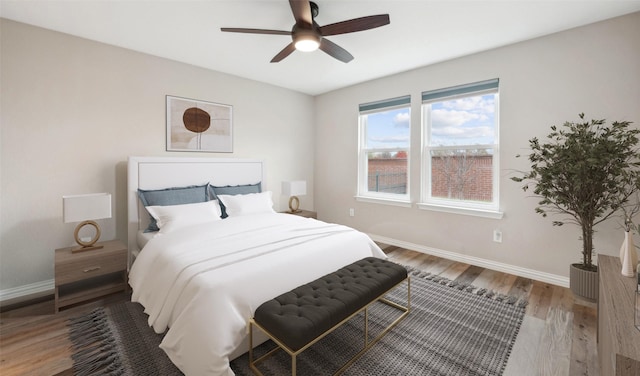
368,155,493,201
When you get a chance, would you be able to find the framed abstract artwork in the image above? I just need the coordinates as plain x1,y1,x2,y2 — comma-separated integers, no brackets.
166,95,233,152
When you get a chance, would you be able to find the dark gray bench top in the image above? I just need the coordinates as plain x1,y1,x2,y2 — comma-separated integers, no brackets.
253,257,408,351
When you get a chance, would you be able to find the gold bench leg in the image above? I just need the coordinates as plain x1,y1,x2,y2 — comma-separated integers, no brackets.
364,307,369,348
249,321,253,367
292,354,297,376
250,277,410,376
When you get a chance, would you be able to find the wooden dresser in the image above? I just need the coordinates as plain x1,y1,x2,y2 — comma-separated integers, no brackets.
598,255,640,376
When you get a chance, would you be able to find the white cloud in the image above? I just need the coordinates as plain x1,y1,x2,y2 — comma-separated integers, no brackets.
393,111,410,128
431,109,480,128
442,96,495,114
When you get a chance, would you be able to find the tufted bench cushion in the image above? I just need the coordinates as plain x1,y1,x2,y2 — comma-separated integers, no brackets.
253,257,408,352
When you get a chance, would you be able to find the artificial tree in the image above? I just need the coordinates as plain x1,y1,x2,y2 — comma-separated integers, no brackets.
512,113,640,273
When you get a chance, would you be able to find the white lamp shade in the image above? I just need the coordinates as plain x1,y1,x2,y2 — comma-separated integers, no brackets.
63,193,112,223
282,181,307,197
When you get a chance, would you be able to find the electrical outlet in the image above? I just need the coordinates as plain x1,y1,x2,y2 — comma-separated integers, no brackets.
349,208,355,217
493,230,502,243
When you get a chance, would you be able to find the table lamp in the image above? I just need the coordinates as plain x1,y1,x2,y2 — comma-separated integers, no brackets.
63,193,112,252
282,181,306,213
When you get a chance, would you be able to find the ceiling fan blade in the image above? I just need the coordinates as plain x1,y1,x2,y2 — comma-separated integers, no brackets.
320,14,390,36
271,43,297,63
319,38,354,63
221,28,291,36
289,0,312,25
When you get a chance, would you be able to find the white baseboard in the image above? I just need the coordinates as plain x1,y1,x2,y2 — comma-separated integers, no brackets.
369,234,569,288
0,279,54,306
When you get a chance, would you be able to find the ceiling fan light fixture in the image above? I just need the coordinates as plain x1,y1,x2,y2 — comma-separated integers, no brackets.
294,38,320,52
293,29,321,52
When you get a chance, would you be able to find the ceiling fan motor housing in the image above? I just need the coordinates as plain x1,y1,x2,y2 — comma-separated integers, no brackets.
292,23,322,51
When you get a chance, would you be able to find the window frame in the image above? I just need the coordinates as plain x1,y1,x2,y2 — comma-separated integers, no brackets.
419,79,502,217
357,96,411,204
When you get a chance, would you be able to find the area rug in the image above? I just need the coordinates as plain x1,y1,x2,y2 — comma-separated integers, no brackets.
68,268,527,376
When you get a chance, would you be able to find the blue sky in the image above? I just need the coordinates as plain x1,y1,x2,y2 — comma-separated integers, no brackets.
365,93,496,149
365,108,410,149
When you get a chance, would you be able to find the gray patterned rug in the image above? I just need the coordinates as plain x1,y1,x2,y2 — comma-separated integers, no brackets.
68,268,527,376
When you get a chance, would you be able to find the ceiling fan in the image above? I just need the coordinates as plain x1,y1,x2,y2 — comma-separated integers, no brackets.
221,0,390,63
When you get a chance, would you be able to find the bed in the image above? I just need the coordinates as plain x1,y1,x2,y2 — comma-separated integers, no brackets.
126,156,386,376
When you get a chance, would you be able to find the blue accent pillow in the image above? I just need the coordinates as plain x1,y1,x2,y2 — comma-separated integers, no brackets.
138,184,209,232
209,183,262,218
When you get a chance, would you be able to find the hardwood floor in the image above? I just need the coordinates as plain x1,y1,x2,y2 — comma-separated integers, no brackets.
0,247,599,375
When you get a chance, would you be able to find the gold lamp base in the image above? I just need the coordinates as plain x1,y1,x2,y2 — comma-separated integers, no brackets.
288,196,301,213
71,220,104,253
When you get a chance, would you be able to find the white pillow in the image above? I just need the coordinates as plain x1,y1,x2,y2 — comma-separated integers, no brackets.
146,200,222,234
217,191,275,217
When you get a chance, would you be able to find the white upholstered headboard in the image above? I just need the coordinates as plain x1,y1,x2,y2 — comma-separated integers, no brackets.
127,156,266,269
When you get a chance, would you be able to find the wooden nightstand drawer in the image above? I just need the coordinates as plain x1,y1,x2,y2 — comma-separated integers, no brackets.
54,239,127,312
55,248,126,285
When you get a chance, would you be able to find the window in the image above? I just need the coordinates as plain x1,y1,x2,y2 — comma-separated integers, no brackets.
421,79,500,214
358,96,411,203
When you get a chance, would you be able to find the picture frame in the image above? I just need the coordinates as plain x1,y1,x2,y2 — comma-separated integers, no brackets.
166,95,233,153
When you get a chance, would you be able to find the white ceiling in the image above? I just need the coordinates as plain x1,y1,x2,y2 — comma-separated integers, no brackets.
2,0,640,95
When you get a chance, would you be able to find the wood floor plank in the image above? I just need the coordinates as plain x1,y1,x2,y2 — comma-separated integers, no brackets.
409,252,438,271
454,264,484,285
419,256,455,275
386,248,423,266
550,284,576,313
537,308,573,376
526,280,554,320
487,271,518,295
570,303,599,376
381,245,401,254
508,276,534,301
438,261,471,281
469,268,501,290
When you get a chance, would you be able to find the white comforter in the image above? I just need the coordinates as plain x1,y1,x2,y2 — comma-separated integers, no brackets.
129,213,386,376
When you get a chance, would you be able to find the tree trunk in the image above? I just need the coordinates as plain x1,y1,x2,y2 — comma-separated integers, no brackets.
582,222,594,269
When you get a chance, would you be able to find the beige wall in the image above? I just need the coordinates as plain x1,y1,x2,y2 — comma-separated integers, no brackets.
0,19,315,295
2,12,639,298
315,12,640,282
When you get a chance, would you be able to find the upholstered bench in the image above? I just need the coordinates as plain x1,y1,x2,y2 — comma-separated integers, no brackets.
248,257,410,376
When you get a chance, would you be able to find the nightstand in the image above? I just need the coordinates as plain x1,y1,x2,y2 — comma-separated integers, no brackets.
54,239,128,312
283,209,317,219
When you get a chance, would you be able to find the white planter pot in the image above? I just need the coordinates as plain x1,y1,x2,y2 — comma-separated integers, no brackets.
569,264,598,302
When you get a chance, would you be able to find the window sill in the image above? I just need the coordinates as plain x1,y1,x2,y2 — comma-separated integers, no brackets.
355,196,412,208
416,202,504,219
